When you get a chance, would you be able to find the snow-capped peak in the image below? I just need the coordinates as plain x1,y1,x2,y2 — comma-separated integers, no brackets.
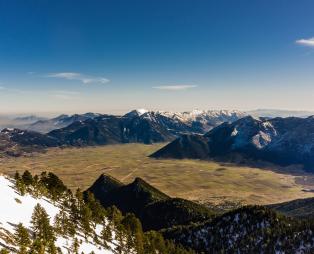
135,108,149,116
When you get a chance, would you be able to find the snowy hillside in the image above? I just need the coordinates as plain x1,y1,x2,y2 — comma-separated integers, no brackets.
0,174,119,254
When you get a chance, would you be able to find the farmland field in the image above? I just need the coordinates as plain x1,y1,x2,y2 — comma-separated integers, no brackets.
0,143,313,206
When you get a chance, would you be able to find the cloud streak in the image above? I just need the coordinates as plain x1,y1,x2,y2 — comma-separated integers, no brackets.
296,37,314,47
49,90,81,100
46,72,110,84
0,86,27,94
152,85,197,91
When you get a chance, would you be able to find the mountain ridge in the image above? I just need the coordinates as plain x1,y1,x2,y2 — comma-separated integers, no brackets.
151,115,314,171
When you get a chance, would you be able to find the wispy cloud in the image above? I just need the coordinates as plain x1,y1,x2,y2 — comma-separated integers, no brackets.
46,72,110,84
0,86,27,94
49,90,81,100
296,37,314,47
152,85,198,91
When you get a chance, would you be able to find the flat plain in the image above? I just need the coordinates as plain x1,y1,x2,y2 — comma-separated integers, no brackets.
0,143,313,206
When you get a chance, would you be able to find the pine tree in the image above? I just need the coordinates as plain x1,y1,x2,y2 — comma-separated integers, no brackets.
143,231,167,254
85,192,105,225
107,206,123,226
15,173,26,196
80,205,93,238
121,213,144,253
22,170,33,186
75,188,84,211
115,224,126,254
14,171,20,181
71,238,80,254
30,204,55,250
29,238,45,254
47,242,58,254
54,209,70,236
15,223,31,254
101,223,113,248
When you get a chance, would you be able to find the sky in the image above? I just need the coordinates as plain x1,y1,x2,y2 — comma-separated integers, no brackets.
0,0,314,115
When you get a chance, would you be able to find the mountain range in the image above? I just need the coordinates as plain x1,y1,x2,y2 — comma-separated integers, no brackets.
151,115,314,171
0,109,245,153
1,108,313,133
2,110,314,172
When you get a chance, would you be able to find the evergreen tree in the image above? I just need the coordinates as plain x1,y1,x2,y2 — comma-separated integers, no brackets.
15,223,31,254
101,223,113,248
71,238,80,254
14,171,20,181
29,238,45,254
115,224,126,254
54,209,71,236
0,249,9,254
15,172,26,196
40,172,67,200
85,191,105,224
143,231,167,254
80,205,93,238
106,206,123,226
30,204,55,250
22,170,33,185
121,213,144,253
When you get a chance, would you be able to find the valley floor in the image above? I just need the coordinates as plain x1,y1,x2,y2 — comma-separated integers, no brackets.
0,143,314,207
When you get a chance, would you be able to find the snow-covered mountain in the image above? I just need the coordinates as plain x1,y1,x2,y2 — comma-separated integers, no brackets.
0,175,117,253
151,115,314,171
127,109,246,133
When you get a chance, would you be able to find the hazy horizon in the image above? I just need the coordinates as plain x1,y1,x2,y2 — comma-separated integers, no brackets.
1,107,314,119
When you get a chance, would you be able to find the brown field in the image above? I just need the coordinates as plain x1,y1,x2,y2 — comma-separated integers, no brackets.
0,143,314,206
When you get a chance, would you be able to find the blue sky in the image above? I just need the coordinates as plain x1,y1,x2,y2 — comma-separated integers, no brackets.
0,0,314,114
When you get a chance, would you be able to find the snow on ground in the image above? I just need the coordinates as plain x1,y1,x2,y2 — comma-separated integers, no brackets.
0,175,115,253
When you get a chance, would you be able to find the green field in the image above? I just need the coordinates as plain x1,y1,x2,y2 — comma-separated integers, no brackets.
0,143,313,206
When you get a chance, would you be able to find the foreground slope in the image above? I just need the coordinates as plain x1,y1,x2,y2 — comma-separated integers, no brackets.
152,116,314,171
163,206,314,253
0,175,115,253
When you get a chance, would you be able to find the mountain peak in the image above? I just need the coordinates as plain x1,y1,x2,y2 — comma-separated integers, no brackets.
87,173,123,196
